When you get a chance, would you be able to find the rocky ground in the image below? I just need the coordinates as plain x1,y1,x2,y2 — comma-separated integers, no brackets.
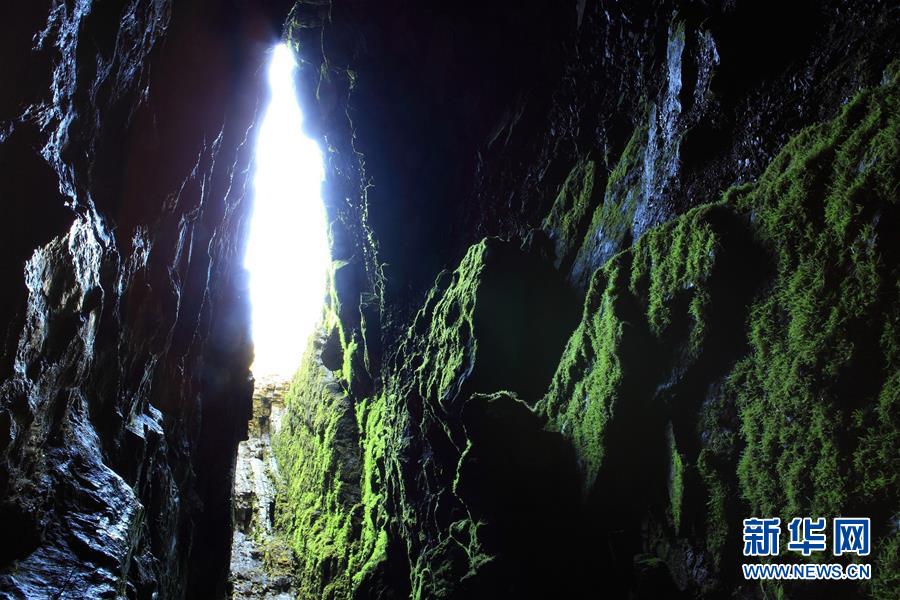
229,376,298,599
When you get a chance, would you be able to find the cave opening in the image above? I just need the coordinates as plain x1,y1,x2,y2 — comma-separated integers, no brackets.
230,42,329,597
244,43,329,381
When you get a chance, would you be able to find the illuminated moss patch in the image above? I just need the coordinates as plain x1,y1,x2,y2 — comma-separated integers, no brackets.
542,158,601,270
273,63,900,599
539,64,900,595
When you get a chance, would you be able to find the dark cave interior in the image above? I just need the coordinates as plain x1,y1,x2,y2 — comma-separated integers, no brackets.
1,1,899,599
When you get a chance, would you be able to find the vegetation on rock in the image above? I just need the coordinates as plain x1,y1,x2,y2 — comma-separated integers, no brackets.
540,62,900,597
275,66,899,596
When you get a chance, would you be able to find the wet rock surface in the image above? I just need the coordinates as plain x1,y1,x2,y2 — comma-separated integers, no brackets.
1,1,899,599
229,376,297,599
0,0,292,597
286,0,900,357
275,1,900,599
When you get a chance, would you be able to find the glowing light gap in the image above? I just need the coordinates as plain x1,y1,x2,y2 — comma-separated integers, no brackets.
245,44,329,378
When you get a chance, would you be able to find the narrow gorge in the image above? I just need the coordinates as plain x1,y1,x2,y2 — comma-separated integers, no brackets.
1,1,898,599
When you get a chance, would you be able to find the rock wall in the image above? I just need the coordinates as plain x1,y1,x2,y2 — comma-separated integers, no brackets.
0,1,292,597
276,1,900,599
1,1,898,598
230,376,295,598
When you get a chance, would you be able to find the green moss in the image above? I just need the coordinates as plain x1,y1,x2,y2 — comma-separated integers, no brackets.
565,120,653,286
274,239,520,598
412,240,487,405
272,335,381,599
539,263,620,487
672,19,686,43
696,388,741,570
541,65,900,593
393,239,519,597
259,534,298,583
342,333,359,385
541,203,719,489
273,58,900,598
697,452,729,568
667,424,685,533
872,530,900,598
629,207,717,351
347,393,391,590
706,66,898,589
542,158,600,268
726,72,899,528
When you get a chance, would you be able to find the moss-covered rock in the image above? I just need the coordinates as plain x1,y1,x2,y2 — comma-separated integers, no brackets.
539,63,900,597
272,341,365,599
725,66,900,598
277,3,900,593
275,237,581,599
542,158,602,272
569,122,648,288
275,67,900,598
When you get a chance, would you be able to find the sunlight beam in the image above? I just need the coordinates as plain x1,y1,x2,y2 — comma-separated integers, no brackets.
244,43,329,379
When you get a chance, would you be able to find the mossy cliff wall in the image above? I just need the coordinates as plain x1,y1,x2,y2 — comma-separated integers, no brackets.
275,1,900,598
541,70,900,596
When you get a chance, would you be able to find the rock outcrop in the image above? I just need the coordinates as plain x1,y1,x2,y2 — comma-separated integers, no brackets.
275,1,900,599
2,1,899,599
0,1,292,597
230,376,296,599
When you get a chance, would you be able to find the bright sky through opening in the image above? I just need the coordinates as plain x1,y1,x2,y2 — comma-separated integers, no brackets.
245,44,329,379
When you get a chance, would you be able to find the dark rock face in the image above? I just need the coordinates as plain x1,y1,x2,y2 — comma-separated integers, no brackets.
275,0,900,599
2,1,899,598
290,0,898,309
275,238,581,599
0,1,291,597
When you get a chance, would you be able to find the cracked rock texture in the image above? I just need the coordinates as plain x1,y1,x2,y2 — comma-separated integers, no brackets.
275,1,900,599
2,1,900,599
0,0,292,597
229,375,297,600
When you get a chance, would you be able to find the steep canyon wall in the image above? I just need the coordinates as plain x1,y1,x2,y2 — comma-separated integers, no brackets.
0,1,898,599
276,1,900,598
0,1,292,597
